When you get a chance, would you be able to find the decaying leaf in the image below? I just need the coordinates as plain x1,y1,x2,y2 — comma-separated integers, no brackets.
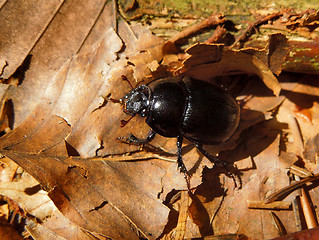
0,2,318,240
0,23,172,239
177,33,289,97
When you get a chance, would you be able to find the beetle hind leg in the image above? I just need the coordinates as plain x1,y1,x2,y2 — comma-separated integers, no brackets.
195,144,239,188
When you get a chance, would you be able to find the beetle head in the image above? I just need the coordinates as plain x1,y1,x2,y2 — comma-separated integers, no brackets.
121,85,151,117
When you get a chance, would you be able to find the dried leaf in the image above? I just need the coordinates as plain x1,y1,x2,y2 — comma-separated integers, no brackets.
0,158,55,220
277,75,319,165
267,33,289,76
1,1,118,126
0,1,63,79
177,41,283,96
1,150,170,239
0,223,23,240
1,3,318,239
0,22,173,238
183,43,224,68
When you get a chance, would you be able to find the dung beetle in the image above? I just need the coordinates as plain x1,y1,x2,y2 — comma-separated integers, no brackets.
117,76,240,187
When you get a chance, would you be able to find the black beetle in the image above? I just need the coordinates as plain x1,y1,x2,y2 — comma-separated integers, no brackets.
117,76,240,186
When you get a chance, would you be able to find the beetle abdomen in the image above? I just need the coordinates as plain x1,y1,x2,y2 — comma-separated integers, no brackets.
146,77,186,137
181,77,240,144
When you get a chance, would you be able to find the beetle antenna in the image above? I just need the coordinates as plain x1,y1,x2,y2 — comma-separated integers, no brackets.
120,115,134,127
121,75,134,89
106,93,123,105
108,97,121,104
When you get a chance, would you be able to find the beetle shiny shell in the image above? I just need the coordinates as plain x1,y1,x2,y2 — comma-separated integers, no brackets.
120,76,240,186
122,76,240,144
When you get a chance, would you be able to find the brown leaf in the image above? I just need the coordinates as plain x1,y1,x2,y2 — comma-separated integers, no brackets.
0,223,23,240
0,99,13,134
304,134,319,162
188,193,213,236
1,149,171,239
1,0,118,126
277,74,319,166
183,43,224,68
0,20,173,238
0,157,89,239
176,38,283,96
1,4,319,239
163,191,190,240
267,33,289,76
0,158,55,220
26,209,96,240
0,1,63,79
286,9,319,30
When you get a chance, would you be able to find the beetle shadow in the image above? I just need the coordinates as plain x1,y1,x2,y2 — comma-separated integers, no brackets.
232,72,319,107
158,72,318,238
220,73,319,167
279,73,319,112
160,169,227,238
188,166,233,237
189,112,288,191
223,120,287,161
177,116,288,238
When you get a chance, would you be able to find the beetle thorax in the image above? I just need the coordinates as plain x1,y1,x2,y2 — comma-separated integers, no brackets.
121,85,151,117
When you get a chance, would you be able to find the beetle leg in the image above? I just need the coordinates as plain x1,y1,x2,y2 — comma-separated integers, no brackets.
177,135,191,190
195,144,238,188
195,144,227,167
118,129,156,145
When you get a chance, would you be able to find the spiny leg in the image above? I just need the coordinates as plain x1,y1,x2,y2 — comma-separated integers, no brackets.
196,144,227,167
177,135,191,190
196,144,237,188
118,129,156,145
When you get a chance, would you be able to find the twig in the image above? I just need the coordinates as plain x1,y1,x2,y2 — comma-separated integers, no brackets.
270,211,287,236
292,197,303,231
167,13,225,45
248,200,291,210
265,173,319,203
75,154,176,162
210,188,228,225
204,25,227,44
230,12,283,48
300,186,318,228
171,190,190,240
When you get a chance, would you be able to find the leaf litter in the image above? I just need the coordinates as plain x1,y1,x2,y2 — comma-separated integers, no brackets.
0,3,318,240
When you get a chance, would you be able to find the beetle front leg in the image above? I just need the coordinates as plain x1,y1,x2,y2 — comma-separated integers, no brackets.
177,135,191,190
118,129,156,145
